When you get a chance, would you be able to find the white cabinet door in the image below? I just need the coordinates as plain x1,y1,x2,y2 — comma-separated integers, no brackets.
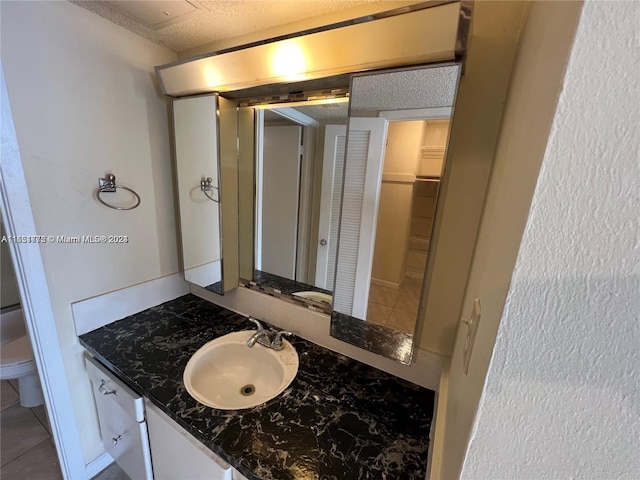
86,356,153,480
145,400,232,480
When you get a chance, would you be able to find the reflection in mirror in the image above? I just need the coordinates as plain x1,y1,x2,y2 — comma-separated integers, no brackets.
238,99,350,310
331,64,461,364
173,94,223,293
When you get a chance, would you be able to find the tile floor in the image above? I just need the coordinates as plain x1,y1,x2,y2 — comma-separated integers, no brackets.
368,276,422,333
1,380,129,480
1,379,59,480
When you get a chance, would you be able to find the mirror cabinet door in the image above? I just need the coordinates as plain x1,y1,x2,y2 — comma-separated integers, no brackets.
173,94,223,293
173,94,238,295
330,64,462,364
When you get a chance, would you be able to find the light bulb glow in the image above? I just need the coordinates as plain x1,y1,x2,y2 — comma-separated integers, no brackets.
203,65,221,89
270,42,308,81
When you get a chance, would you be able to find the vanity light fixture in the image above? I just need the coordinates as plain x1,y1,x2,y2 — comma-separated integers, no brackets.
155,1,468,97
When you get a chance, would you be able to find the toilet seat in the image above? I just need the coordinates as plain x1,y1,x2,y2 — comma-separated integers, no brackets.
1,335,36,379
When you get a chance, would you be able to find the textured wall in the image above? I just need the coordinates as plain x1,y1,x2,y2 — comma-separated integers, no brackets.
461,1,640,478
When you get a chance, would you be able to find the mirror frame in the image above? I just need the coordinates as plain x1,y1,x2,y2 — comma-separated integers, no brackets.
330,65,461,364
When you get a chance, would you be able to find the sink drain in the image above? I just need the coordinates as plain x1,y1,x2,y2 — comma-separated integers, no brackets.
240,384,255,396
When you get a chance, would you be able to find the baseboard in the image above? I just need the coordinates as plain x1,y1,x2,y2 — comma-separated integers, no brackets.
370,277,401,290
85,451,114,479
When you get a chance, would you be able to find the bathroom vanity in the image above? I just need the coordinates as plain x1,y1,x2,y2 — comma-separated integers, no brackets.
80,294,435,480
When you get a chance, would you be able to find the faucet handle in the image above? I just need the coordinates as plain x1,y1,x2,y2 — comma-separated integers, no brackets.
247,317,264,333
272,330,293,350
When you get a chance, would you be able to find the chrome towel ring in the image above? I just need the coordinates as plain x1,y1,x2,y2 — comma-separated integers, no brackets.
96,174,141,211
201,177,219,203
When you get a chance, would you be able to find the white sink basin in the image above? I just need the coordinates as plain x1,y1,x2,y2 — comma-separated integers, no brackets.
292,291,332,305
183,330,298,410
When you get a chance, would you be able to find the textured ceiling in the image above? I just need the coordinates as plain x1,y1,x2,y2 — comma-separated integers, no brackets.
350,65,460,112
70,0,387,53
264,102,349,123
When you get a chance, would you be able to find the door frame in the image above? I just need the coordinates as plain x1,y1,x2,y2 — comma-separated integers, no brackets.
1,66,86,479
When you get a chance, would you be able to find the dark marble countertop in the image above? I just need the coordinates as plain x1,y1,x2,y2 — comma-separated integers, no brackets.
241,270,333,314
79,294,434,480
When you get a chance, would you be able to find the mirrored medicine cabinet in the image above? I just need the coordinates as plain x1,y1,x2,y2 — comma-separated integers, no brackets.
235,64,461,365
162,0,471,364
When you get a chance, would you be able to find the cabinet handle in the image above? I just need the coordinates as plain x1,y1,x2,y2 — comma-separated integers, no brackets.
98,379,118,396
112,433,126,446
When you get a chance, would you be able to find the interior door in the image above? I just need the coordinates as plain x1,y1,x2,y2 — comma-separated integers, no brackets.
315,125,347,289
333,117,388,318
260,125,302,279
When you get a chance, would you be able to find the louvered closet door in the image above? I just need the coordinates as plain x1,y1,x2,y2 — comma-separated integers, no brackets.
333,118,388,318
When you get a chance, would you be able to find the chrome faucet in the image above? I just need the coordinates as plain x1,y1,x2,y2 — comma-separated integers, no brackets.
246,317,270,347
246,317,293,351
271,330,293,350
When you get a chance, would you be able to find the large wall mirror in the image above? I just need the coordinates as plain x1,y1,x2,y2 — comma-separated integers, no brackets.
237,64,461,364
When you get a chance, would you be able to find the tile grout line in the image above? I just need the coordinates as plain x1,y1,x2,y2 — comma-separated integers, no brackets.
0,436,59,475
1,388,54,470
32,406,51,435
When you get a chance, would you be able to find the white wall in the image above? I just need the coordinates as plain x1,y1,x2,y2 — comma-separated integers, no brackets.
1,1,178,465
459,1,639,478
430,2,584,477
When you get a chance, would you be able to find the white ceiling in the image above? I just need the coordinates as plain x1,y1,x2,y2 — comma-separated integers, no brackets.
70,0,390,54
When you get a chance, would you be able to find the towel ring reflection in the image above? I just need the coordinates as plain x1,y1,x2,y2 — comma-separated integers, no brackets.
96,174,141,211
201,177,219,203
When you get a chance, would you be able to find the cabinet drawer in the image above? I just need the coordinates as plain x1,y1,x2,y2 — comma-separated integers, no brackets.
86,355,145,422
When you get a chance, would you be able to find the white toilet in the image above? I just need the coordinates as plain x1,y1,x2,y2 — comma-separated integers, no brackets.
1,306,44,407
